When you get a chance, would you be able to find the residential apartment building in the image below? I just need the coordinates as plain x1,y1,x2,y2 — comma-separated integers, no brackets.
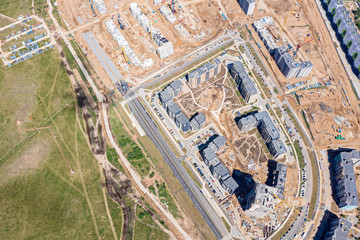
238,0,256,15
323,213,352,240
189,112,206,131
187,58,221,88
229,61,258,103
331,150,360,210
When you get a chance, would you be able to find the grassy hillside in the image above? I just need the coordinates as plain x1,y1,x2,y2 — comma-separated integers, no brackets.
0,49,122,239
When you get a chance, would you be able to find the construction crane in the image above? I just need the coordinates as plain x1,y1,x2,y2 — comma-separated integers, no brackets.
277,6,297,39
122,47,130,64
89,0,96,17
293,36,314,58
117,10,124,29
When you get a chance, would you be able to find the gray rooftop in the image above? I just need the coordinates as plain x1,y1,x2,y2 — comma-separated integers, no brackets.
159,89,172,103
231,61,250,81
324,216,352,240
212,135,227,150
241,76,257,95
221,176,239,192
188,60,220,79
270,139,287,155
253,183,283,205
175,113,189,124
202,147,217,161
213,163,229,177
239,115,257,126
335,151,360,208
255,111,280,140
169,79,182,91
193,112,206,125
274,162,287,193
167,102,182,114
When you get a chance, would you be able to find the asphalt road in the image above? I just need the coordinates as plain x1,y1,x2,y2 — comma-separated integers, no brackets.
126,93,228,239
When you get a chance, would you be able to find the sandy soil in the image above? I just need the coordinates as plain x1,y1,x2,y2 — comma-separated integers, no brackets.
0,139,50,185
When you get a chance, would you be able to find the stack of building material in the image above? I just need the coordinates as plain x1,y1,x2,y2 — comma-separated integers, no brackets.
160,5,177,23
174,24,190,38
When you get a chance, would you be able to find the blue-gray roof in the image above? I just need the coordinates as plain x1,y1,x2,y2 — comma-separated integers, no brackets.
193,112,206,125
239,115,257,126
169,79,182,91
270,139,287,155
202,147,216,161
159,89,172,103
324,216,352,240
221,176,239,192
167,102,182,114
188,60,220,79
213,163,229,177
176,113,189,124
255,111,280,140
212,135,227,149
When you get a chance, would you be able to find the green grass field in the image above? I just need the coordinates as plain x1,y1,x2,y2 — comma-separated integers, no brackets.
0,0,32,19
134,205,169,240
0,50,122,239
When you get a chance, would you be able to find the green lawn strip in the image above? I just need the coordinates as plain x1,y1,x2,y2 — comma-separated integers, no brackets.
271,211,298,240
181,161,202,188
293,141,305,169
245,42,268,77
251,69,271,99
307,151,318,221
155,180,179,218
227,73,246,106
109,107,152,177
221,217,231,232
301,110,315,141
284,107,310,148
0,0,32,19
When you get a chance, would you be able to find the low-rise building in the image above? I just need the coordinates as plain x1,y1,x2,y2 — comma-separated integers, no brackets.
93,0,107,14
159,89,172,108
175,113,190,132
331,150,360,211
189,112,206,131
211,162,229,180
167,101,182,119
168,80,183,97
202,147,217,165
187,58,221,88
220,176,239,195
209,135,227,152
237,115,258,132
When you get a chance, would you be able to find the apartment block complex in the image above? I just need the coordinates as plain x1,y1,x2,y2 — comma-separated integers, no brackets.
189,113,206,131
330,150,360,211
229,61,258,103
237,111,286,159
320,0,360,77
187,58,221,88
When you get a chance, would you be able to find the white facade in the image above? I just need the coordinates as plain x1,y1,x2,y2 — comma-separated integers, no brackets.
130,2,151,32
157,42,174,59
93,0,107,14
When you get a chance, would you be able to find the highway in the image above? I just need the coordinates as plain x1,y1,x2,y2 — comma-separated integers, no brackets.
126,92,230,240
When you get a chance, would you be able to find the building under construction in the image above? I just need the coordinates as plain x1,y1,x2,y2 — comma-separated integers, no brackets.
105,19,153,68
93,0,107,15
152,27,174,59
160,5,177,23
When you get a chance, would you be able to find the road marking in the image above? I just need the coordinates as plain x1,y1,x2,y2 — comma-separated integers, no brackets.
128,97,224,238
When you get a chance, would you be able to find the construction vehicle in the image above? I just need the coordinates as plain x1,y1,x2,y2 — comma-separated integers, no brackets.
293,36,313,58
335,135,345,140
89,0,96,17
117,13,124,29
277,6,296,39
122,47,130,64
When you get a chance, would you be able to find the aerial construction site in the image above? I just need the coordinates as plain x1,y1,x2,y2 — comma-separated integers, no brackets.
3,0,360,239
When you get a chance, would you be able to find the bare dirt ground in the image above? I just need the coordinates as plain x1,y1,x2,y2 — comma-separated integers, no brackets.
0,139,50,185
253,0,360,149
